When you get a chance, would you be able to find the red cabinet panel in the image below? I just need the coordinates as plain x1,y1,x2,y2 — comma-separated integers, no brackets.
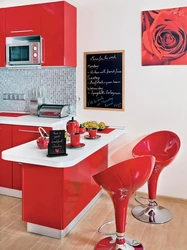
5,4,42,37
22,145,108,230
1,1,76,67
12,125,51,190
12,162,22,190
0,124,13,188
63,145,108,228
0,124,51,190
41,1,76,66
12,125,50,146
0,9,5,66
0,8,5,36
0,35,5,67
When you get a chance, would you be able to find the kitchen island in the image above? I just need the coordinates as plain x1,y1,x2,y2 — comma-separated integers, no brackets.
2,128,125,239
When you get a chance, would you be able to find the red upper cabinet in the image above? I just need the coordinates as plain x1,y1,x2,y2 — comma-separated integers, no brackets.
5,4,42,37
0,8,5,36
0,8,5,67
41,1,77,67
1,1,76,67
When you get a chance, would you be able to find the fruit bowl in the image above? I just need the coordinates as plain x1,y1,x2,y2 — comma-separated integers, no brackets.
98,125,109,131
82,121,107,130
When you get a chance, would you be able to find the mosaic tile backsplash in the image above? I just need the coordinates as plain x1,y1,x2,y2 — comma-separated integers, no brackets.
0,67,76,113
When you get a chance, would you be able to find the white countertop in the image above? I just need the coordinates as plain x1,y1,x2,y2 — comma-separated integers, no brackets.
0,113,70,128
2,128,125,168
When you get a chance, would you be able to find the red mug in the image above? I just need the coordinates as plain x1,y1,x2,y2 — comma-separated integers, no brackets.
70,132,80,147
88,128,97,138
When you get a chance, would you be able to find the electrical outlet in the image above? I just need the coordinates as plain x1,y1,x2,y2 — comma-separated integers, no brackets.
19,94,26,100
3,93,26,101
3,93,8,100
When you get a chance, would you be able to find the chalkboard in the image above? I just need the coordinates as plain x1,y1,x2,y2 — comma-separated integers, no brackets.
47,130,67,157
84,50,125,111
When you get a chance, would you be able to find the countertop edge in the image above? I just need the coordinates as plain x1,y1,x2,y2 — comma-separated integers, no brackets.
2,129,125,168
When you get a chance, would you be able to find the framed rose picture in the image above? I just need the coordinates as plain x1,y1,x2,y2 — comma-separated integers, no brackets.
142,7,187,66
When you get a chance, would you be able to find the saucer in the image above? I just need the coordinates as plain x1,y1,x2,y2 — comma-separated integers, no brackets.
66,143,85,148
84,135,101,139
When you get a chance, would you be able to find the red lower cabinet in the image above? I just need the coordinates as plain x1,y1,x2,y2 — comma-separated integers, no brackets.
0,157,12,188
0,124,13,188
12,125,51,190
12,162,22,190
0,124,51,190
22,145,108,230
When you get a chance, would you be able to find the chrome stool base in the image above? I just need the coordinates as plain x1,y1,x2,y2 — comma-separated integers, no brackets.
98,220,116,236
131,205,172,224
95,236,144,250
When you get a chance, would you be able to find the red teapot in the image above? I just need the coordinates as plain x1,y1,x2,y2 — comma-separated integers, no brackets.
37,127,49,149
66,117,79,134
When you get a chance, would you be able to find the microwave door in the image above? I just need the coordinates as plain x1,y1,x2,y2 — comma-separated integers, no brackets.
7,44,32,65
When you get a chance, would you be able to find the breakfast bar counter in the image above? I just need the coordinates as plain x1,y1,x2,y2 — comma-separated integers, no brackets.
2,128,124,167
2,128,125,239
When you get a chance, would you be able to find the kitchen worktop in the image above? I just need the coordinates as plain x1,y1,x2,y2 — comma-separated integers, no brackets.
0,112,70,128
2,128,125,168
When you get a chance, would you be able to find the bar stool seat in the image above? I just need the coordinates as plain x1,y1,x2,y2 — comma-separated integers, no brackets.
131,130,181,224
93,155,155,250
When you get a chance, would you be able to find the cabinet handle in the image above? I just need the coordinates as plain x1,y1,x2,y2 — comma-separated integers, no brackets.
18,130,39,133
41,37,45,63
11,30,34,33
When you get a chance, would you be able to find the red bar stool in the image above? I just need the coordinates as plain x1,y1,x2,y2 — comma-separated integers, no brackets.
93,155,155,250
131,130,181,224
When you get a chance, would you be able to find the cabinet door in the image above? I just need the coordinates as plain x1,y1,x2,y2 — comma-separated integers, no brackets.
5,4,41,37
0,8,5,36
41,1,76,66
0,124,13,188
12,125,51,190
0,9,5,66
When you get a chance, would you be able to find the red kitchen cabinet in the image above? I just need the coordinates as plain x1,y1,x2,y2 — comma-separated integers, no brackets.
0,8,5,66
1,1,76,67
0,8,5,36
41,1,76,66
12,125,51,190
5,4,42,37
0,124,13,188
22,145,107,231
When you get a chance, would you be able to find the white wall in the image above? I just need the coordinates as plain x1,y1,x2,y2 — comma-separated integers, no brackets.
1,0,187,199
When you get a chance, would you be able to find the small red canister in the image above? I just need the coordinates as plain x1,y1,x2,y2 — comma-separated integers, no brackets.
79,124,86,134
66,117,79,134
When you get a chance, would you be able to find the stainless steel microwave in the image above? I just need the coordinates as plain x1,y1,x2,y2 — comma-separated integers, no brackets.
6,36,41,67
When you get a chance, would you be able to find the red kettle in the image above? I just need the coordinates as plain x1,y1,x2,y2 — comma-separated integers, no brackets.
66,117,79,134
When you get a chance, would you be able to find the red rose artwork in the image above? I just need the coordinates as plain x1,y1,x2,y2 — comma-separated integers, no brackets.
142,7,187,66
